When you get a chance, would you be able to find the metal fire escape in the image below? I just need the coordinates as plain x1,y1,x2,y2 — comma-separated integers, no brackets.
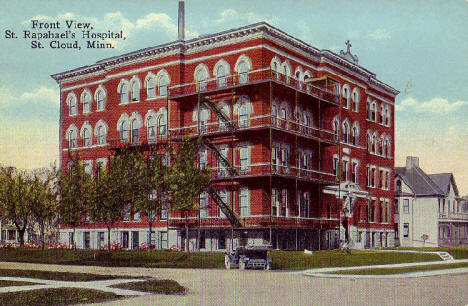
198,97,242,227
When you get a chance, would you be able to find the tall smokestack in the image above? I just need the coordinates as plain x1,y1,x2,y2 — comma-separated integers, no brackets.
178,1,185,41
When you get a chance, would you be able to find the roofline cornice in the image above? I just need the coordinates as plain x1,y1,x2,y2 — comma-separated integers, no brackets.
51,21,399,97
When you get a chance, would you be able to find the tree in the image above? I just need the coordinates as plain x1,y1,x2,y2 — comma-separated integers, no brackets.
89,147,135,252
167,139,211,252
57,159,92,249
131,150,170,249
28,167,58,250
0,167,31,246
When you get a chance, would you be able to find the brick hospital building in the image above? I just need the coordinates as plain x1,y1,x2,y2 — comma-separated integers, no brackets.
52,2,398,251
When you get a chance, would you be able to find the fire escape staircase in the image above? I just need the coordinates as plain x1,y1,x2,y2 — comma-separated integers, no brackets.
198,98,241,227
201,98,236,131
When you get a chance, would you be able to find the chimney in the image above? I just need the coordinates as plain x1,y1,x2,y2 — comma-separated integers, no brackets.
406,156,419,169
178,1,185,41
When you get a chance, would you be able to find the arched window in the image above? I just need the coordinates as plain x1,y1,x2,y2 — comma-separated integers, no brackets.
366,100,371,120
352,124,359,145
119,121,129,142
343,121,350,143
83,128,91,147
119,82,129,104
68,129,77,148
371,102,377,121
146,116,157,142
385,106,391,126
158,114,167,136
216,65,226,88
373,133,378,154
81,90,92,114
130,79,140,101
131,119,139,144
271,104,278,126
199,107,209,133
195,65,209,91
146,76,156,99
386,138,392,157
67,94,77,116
381,136,386,156
218,102,231,131
380,105,385,124
158,76,168,97
333,118,340,141
342,85,350,109
97,126,105,145
238,61,249,84
352,88,359,112
96,88,106,110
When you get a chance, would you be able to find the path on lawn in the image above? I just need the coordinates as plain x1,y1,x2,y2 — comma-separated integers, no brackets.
0,262,467,306
0,276,149,296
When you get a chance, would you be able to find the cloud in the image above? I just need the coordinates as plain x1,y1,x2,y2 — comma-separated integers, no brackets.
395,97,468,113
367,28,391,40
212,8,275,26
20,87,60,107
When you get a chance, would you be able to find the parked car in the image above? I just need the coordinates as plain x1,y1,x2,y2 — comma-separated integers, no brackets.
225,246,272,270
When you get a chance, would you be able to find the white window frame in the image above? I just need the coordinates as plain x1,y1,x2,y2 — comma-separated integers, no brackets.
240,188,250,217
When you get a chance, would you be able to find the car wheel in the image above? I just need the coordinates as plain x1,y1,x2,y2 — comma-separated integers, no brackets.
225,255,231,270
239,260,246,270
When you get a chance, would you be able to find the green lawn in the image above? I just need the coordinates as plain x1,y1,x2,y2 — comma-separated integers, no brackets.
0,288,120,306
0,247,463,270
111,279,186,295
0,269,141,281
270,250,441,270
0,280,37,287
386,247,468,259
329,262,468,275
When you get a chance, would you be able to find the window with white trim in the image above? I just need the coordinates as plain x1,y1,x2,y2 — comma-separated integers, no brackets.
342,86,350,109
67,94,77,116
146,76,156,99
218,190,228,218
239,103,249,128
352,88,359,112
199,148,207,169
68,129,77,148
303,192,310,218
158,75,168,97
218,147,228,177
96,88,106,110
147,116,157,142
200,192,208,218
238,61,249,84
342,159,349,181
343,121,350,143
403,199,409,214
158,114,167,136
119,82,129,104
130,78,140,101
333,118,340,141
82,91,91,113
403,223,409,238
119,121,129,142
333,156,339,178
352,161,358,184
97,126,106,145
131,119,139,144
352,124,359,146
271,188,280,216
83,128,91,147
216,65,226,88
282,189,289,216
240,188,250,216
239,146,250,173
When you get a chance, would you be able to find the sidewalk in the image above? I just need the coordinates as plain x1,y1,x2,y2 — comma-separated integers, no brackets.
0,276,149,295
302,258,468,279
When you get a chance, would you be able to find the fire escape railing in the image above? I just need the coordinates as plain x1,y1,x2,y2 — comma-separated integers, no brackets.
201,98,236,131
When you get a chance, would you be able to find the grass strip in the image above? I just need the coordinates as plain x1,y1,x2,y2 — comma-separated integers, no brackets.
0,248,455,270
329,262,468,275
384,247,468,259
111,279,186,295
0,288,121,306
270,249,442,270
0,269,141,281
0,280,38,287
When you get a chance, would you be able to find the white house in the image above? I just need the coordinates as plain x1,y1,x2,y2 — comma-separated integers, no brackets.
394,156,468,247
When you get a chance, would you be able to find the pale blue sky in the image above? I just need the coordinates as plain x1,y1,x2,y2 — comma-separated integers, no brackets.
0,0,467,192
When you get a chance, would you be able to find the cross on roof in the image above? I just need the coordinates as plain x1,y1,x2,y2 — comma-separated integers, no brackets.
345,40,352,52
